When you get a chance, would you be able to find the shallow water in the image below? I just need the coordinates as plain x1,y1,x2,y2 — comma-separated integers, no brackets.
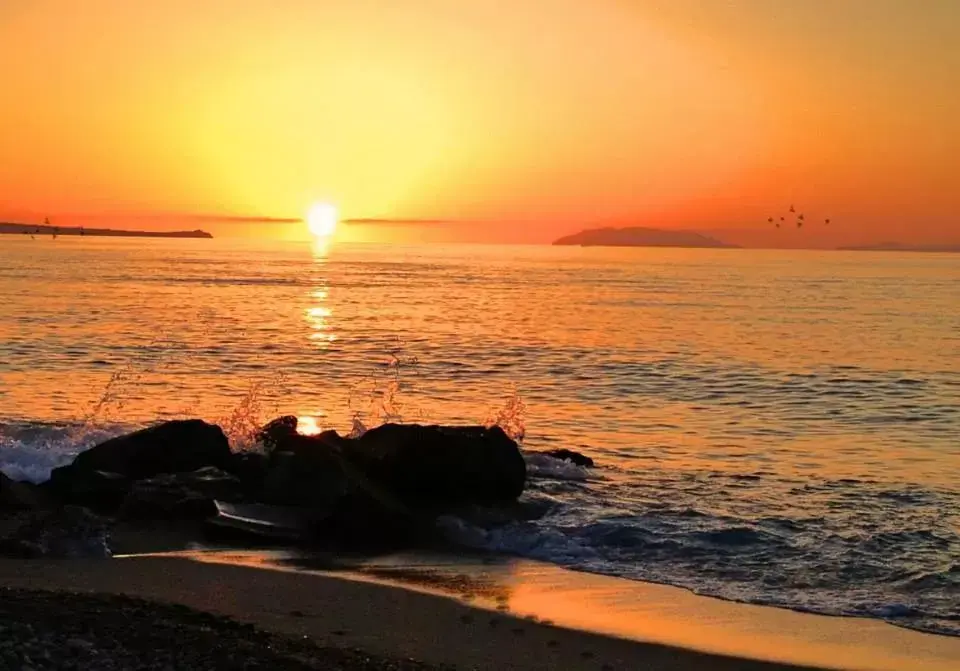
1,236,958,635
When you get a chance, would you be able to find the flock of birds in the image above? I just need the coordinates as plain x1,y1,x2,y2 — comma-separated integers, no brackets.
767,205,832,230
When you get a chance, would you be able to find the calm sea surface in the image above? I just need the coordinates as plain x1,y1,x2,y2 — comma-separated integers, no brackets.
1,237,958,635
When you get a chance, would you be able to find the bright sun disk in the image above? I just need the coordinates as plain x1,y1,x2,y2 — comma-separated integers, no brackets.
307,202,338,238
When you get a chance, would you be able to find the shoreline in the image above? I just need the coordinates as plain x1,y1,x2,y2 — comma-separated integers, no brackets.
3,551,958,670
0,555,818,671
2,411,957,668
148,547,960,671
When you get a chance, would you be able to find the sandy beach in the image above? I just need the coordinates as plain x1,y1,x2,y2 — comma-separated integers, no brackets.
2,553,958,671
0,587,442,670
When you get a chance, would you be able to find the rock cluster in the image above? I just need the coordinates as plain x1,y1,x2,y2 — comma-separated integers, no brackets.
0,418,597,556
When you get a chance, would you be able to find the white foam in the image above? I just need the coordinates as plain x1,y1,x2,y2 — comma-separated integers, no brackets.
0,439,75,483
435,515,491,547
523,452,591,481
0,423,121,483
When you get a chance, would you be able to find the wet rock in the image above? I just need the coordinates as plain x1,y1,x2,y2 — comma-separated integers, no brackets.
260,432,420,546
215,423,525,548
205,501,315,543
0,505,110,558
119,467,242,520
256,415,299,452
46,467,130,511
344,424,526,509
1,472,49,511
224,451,270,497
541,448,595,467
260,445,347,509
70,419,231,480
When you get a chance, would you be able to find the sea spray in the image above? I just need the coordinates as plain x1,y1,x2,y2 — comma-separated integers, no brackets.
347,336,425,431
484,388,527,443
217,372,291,450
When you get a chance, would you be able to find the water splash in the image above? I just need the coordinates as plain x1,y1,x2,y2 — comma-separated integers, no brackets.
485,389,527,442
347,412,368,439
80,310,220,428
347,336,424,428
218,372,290,451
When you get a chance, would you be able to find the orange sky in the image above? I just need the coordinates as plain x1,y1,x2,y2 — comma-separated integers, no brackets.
1,0,958,245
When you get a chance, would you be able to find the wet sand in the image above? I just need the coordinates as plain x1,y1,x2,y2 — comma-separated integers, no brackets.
2,552,958,670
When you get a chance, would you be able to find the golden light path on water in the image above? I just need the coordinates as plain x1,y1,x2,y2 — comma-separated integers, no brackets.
298,238,336,435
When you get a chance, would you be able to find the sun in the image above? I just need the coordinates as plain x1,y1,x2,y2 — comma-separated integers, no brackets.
307,202,338,238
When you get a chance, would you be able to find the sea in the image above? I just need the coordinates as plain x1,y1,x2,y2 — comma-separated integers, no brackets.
1,236,958,637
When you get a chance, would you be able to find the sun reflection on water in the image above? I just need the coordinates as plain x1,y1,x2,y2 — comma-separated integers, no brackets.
305,244,336,347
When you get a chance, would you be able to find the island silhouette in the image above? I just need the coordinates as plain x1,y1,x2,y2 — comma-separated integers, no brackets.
553,226,738,248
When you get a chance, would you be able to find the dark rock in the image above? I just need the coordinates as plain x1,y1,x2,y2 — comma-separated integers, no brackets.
46,467,131,510
224,451,270,496
0,505,110,558
71,419,231,480
205,501,315,543
259,432,421,547
260,446,347,509
119,467,242,520
266,428,341,458
1,472,49,510
256,415,299,451
541,448,595,468
217,423,525,547
345,423,526,509
258,432,378,512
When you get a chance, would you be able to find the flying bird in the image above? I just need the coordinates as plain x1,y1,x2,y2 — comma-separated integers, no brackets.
825,218,831,225
789,205,796,213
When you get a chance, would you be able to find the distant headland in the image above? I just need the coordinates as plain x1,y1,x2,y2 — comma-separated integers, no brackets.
553,227,738,249
0,222,212,239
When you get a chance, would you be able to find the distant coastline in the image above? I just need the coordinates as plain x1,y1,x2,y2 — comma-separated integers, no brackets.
0,222,213,239
553,227,738,249
838,242,960,253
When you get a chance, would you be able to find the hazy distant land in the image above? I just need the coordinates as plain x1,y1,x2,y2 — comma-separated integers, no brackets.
0,223,212,238
553,227,738,248
838,242,960,253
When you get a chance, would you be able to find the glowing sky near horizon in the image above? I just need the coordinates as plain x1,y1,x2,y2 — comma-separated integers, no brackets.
0,0,957,244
